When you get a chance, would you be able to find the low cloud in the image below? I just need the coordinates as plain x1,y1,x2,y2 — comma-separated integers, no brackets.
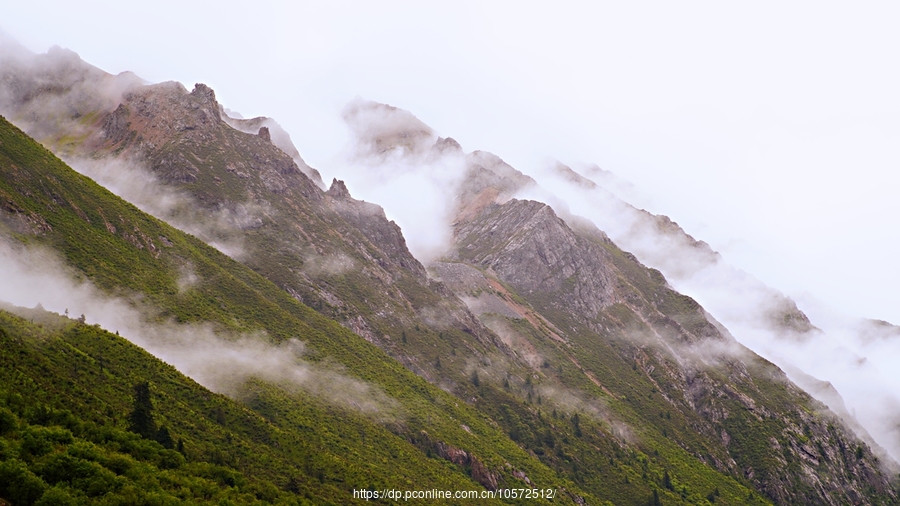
324,102,900,459
65,156,272,259
478,315,545,370
0,39,143,147
0,41,273,261
323,99,470,264
0,238,398,419
462,347,634,444
301,249,356,277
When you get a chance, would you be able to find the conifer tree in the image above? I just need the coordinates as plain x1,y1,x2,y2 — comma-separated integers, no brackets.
128,381,156,439
156,425,175,449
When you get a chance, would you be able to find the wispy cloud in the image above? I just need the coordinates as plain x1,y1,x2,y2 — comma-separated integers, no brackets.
328,99,470,263
0,238,398,419
64,156,268,259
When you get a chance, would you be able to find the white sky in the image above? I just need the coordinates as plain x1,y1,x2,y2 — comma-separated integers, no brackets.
5,1,900,324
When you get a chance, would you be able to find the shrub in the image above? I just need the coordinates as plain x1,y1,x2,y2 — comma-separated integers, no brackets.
34,485,78,506
156,449,185,470
0,407,17,435
0,459,48,505
65,441,103,462
36,453,121,497
0,439,12,461
19,426,74,458
102,454,134,476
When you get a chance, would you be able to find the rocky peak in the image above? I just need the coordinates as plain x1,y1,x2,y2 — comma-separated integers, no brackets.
454,152,537,223
0,42,142,143
326,178,351,199
432,136,462,154
258,126,271,142
190,82,216,101
464,151,536,197
453,198,620,317
189,83,221,121
42,45,89,75
553,162,597,189
218,110,325,189
342,98,436,156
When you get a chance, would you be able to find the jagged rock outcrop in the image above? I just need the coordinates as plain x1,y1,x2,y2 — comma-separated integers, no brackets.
326,178,351,199
219,107,325,188
453,199,620,319
432,136,463,155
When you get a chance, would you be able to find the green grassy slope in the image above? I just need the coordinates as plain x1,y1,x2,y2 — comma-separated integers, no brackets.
0,307,341,505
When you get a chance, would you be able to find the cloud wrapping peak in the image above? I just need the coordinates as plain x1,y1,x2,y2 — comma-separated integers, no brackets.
342,98,437,158
64,156,265,259
530,162,900,461
329,99,470,263
0,39,144,145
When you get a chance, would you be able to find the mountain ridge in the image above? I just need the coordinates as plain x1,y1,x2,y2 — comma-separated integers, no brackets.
1,41,897,504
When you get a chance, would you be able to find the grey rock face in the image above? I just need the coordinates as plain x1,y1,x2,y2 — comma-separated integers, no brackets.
219,109,325,188
454,199,619,319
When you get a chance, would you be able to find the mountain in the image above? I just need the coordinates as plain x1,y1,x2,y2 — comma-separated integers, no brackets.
1,41,898,505
0,115,587,504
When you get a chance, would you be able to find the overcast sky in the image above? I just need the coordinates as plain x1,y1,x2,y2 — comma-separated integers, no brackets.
5,1,900,324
